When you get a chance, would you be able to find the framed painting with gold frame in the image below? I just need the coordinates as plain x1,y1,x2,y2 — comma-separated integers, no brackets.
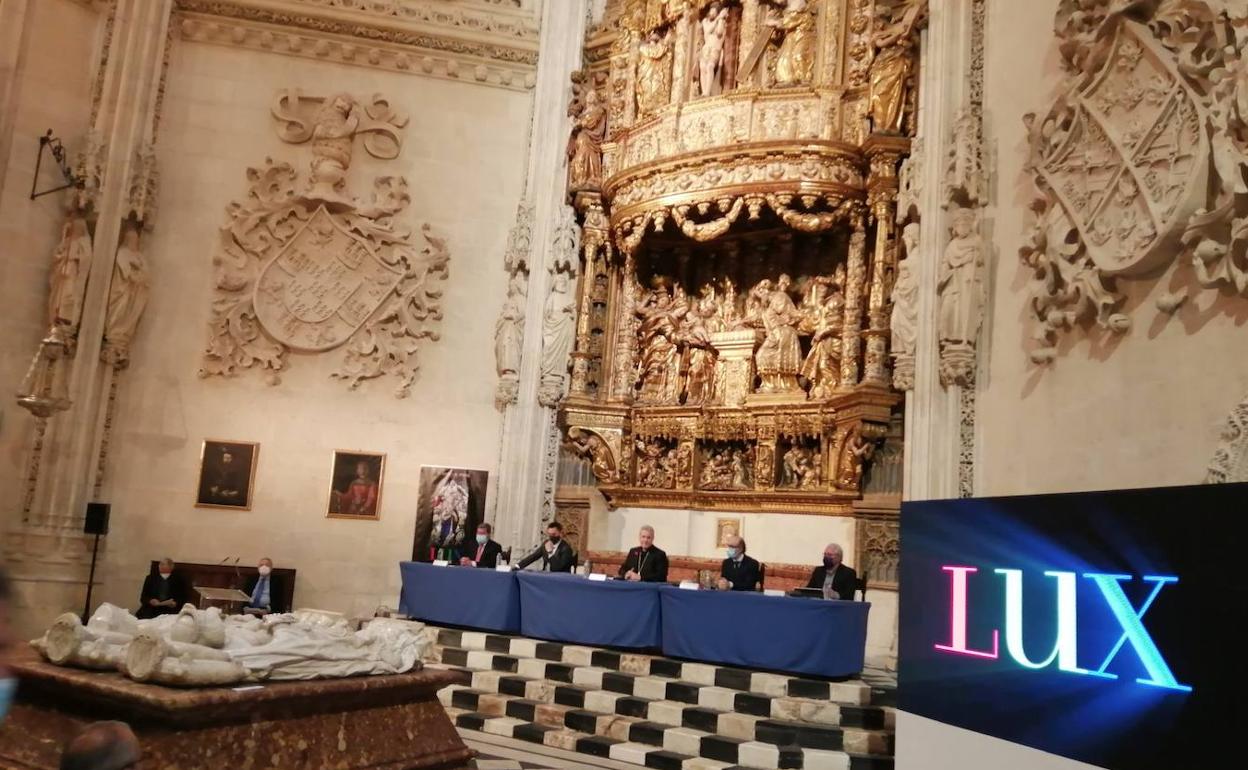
715,517,743,549
327,450,385,520
195,439,259,510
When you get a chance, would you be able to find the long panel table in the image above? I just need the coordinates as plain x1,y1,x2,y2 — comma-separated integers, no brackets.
516,572,662,648
396,562,870,677
660,586,870,678
399,561,521,633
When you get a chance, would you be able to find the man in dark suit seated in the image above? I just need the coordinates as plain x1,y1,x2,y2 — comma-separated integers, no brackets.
618,525,669,582
137,558,189,619
242,557,287,615
805,542,858,600
459,522,503,568
717,535,761,591
516,521,577,573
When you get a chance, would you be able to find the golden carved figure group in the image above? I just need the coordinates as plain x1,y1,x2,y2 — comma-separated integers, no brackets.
632,269,846,406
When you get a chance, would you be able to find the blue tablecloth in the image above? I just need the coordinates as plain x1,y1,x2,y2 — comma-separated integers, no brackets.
516,572,662,648
660,586,870,677
399,561,521,633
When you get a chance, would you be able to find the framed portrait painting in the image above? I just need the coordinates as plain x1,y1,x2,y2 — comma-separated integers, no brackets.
412,466,489,561
327,451,385,520
195,440,259,510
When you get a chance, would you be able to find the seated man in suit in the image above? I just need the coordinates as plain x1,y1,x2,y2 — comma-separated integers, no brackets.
717,535,761,591
137,558,189,619
516,521,577,573
806,542,858,600
619,525,668,582
459,522,503,568
242,557,287,615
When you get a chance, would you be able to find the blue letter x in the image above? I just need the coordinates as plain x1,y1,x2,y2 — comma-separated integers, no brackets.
1083,574,1191,692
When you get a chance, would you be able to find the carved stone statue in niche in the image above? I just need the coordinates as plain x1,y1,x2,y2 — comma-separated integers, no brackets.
766,0,817,87
494,271,526,400
698,2,730,97
868,0,926,135
539,267,577,406
104,221,150,362
48,212,93,330
681,286,718,405
637,29,673,116
635,286,686,403
568,88,608,194
890,223,920,390
752,274,803,393
566,427,617,482
635,437,677,488
938,207,985,386
799,269,845,399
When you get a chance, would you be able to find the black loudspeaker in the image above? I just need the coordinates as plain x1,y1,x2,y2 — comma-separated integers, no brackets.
84,502,110,535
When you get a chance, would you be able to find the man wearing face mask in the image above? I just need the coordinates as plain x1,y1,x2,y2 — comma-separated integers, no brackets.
516,522,577,573
805,542,857,600
459,522,503,568
137,557,189,619
242,557,287,615
1,567,15,724
717,535,761,591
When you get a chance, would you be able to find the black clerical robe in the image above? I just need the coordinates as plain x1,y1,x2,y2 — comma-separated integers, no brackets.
618,545,669,582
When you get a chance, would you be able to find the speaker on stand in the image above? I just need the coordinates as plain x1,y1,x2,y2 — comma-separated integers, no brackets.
82,502,110,621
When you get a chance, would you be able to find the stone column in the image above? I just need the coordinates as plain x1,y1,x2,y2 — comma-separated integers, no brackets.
902,0,984,502
493,0,590,556
5,0,174,636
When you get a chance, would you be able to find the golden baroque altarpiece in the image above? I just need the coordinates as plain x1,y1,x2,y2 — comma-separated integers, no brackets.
558,0,926,514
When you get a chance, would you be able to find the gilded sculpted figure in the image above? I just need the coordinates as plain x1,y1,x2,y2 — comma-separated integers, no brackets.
309,93,359,198
47,213,93,329
568,88,608,193
567,427,617,482
836,425,875,490
699,2,729,97
637,29,673,117
767,0,817,86
104,223,151,356
681,286,718,405
868,1,926,134
753,274,803,393
800,270,844,398
635,288,685,403
938,207,985,346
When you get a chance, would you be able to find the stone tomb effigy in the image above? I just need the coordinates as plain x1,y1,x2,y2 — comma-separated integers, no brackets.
0,644,471,770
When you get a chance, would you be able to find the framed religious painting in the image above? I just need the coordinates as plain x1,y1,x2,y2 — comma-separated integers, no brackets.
412,466,489,562
195,440,259,510
715,517,743,549
327,450,385,520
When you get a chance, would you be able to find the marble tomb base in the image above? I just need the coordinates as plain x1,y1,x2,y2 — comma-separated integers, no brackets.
0,645,473,770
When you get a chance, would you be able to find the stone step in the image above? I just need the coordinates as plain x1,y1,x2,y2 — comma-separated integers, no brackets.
439,684,892,769
444,704,892,770
429,627,871,705
427,645,888,733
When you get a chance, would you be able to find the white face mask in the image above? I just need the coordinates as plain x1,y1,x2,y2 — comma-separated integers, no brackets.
258,565,272,576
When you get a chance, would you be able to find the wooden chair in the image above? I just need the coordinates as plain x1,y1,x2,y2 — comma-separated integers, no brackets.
756,562,767,592
501,547,512,564
856,576,868,602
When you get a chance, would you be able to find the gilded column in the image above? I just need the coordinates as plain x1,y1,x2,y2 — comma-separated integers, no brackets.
607,251,639,403
862,136,908,387
839,216,868,388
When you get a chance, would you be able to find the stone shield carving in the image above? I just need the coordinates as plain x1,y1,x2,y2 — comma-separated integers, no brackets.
254,206,403,352
1031,22,1207,277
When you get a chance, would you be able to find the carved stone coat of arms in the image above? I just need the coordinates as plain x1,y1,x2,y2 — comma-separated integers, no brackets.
200,90,449,396
1021,2,1248,359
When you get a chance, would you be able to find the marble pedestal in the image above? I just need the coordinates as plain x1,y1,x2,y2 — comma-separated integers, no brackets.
0,646,472,770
